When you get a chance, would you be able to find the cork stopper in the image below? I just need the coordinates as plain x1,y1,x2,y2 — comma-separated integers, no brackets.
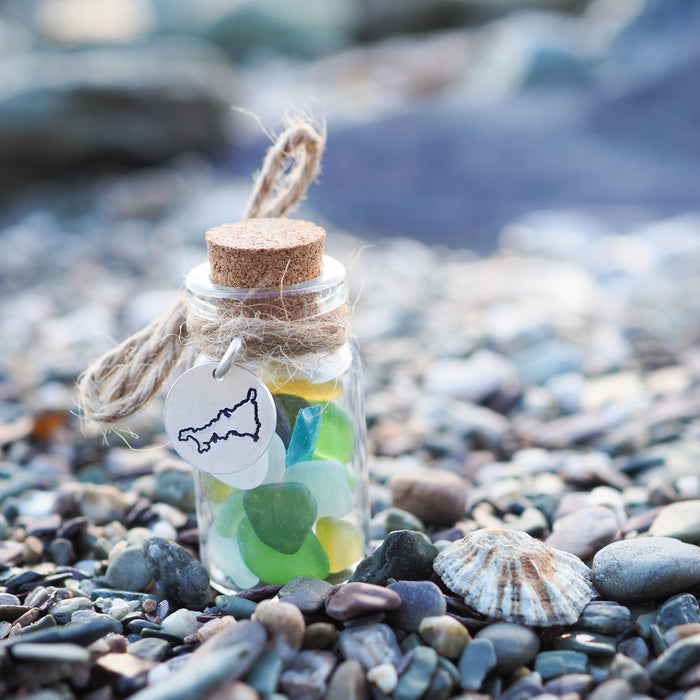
206,218,326,289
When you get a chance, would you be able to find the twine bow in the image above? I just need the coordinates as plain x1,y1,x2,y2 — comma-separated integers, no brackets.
77,117,327,430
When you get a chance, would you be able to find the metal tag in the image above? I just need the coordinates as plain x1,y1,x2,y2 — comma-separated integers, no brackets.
164,363,277,475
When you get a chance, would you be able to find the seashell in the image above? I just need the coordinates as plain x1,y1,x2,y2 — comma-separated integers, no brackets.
433,527,596,626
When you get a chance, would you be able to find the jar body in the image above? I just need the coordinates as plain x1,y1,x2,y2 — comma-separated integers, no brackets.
184,259,369,592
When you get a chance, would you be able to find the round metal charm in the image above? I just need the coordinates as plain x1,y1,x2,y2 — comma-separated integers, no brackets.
164,363,277,475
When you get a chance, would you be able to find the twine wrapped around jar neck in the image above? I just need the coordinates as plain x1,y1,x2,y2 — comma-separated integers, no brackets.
77,116,344,430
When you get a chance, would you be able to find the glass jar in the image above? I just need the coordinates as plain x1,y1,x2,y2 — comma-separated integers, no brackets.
184,256,369,593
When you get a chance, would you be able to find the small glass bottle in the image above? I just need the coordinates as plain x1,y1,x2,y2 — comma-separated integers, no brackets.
182,218,368,593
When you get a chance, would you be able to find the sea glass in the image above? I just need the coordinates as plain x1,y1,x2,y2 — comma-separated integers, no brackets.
316,516,365,574
237,518,330,584
243,482,318,554
270,377,342,402
314,401,354,464
285,404,322,466
283,460,353,519
208,527,259,590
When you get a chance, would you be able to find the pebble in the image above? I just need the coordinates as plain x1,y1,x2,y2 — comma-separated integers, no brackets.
459,638,497,691
658,593,700,629
160,608,203,638
535,650,589,680
388,469,467,525
592,537,700,603
349,530,438,586
324,659,368,700
474,622,540,675
252,600,305,662
215,594,258,619
326,582,401,622
419,615,471,659
245,650,284,695
394,645,438,700
552,631,617,657
545,506,620,560
279,650,337,700
575,601,632,635
367,661,399,694
385,580,445,632
128,637,172,663
648,499,700,543
543,673,595,696
142,537,210,611
278,577,333,614
607,652,650,693
105,546,153,592
303,622,337,650
587,678,633,700
337,623,402,670
648,633,700,684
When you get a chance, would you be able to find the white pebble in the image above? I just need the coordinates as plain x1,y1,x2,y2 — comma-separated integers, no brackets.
367,663,398,694
161,608,203,638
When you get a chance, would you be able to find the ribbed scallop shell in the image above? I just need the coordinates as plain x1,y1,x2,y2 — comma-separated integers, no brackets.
434,528,596,626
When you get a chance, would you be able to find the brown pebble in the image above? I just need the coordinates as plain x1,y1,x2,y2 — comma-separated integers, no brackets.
545,505,620,559
389,468,467,525
325,582,402,622
22,535,44,564
325,659,368,700
205,680,260,700
666,622,700,646
303,622,338,650
252,600,305,662
141,598,158,614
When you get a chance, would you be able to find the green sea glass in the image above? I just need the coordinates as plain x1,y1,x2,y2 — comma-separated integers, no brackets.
237,517,330,585
274,394,309,434
314,402,354,464
214,489,244,537
283,459,353,519
285,404,322,466
243,482,317,554
208,526,259,590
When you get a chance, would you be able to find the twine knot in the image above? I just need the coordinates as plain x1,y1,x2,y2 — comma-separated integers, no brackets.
77,116,329,430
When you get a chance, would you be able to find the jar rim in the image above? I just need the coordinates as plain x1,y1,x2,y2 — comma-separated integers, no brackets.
185,255,346,301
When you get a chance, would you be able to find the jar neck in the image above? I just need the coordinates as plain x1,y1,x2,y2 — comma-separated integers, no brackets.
184,255,347,323
183,255,350,365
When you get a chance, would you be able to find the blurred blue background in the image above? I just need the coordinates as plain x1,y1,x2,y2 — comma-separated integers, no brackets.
0,0,698,252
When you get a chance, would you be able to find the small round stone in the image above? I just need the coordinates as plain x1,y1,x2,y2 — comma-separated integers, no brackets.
575,601,632,635
252,600,305,662
458,637,497,691
279,577,333,615
325,659,368,700
388,469,467,525
393,645,438,700
649,500,700,543
338,623,402,670
279,650,337,700
385,580,446,632
303,622,337,650
419,615,471,660
593,537,700,603
215,595,258,619
648,634,700,684
545,506,620,560
160,608,203,638
474,622,541,675
367,662,399,694
326,582,401,622
535,650,589,680
105,546,152,592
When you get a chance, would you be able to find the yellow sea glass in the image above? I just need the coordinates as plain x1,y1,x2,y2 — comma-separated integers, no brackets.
315,516,365,574
267,377,342,402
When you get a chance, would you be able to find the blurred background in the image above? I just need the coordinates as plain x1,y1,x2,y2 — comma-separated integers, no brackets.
1,0,699,391
1,0,698,252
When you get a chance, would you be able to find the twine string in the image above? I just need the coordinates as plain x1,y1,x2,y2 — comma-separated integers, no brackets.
77,117,329,429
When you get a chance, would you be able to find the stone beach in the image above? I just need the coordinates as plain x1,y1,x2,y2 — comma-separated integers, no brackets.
2,1,700,699
3,181,700,699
